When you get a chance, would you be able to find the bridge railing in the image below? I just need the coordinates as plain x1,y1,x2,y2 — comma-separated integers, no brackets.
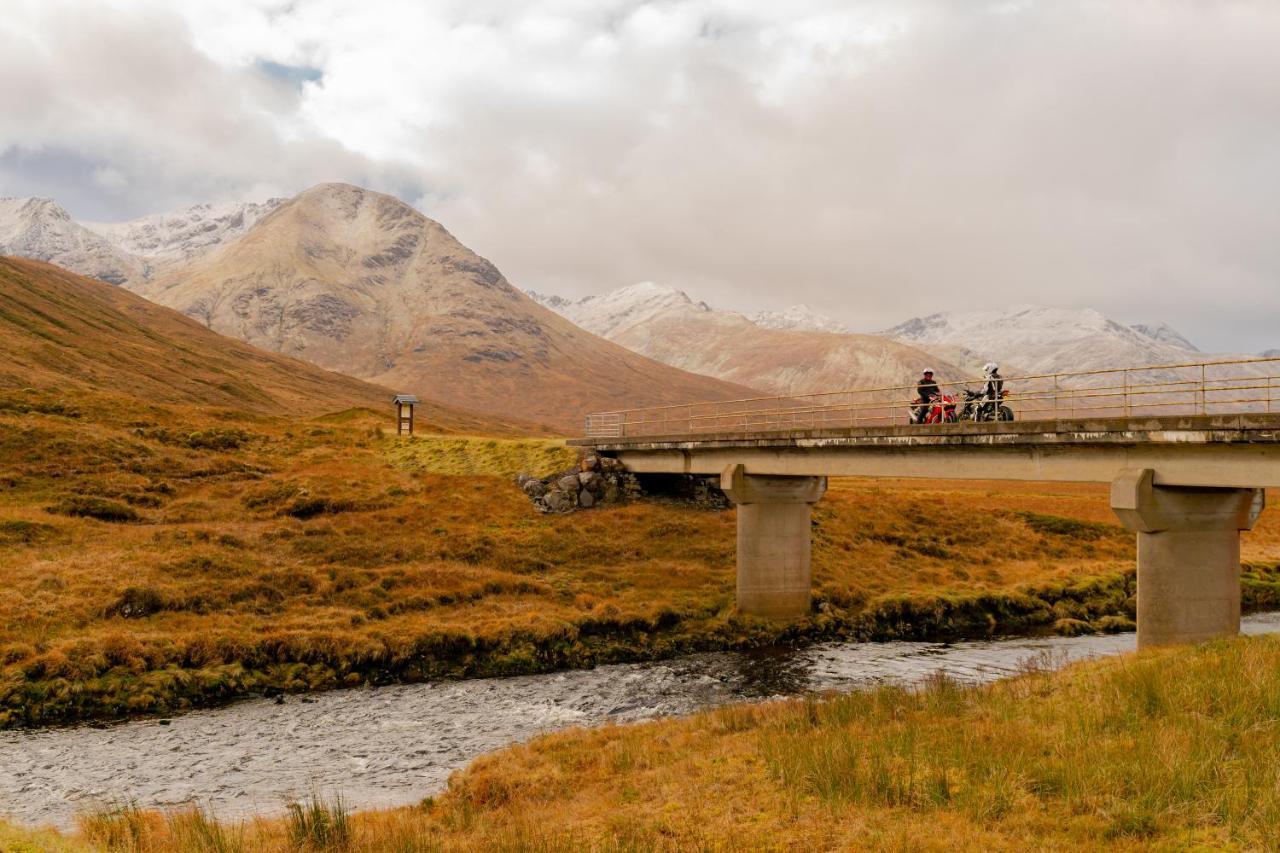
582,356,1280,439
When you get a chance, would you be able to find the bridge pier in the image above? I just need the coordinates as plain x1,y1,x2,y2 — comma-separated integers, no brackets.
720,464,827,619
1111,469,1265,649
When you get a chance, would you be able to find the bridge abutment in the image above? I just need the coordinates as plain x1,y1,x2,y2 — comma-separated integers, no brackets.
1111,469,1265,648
720,464,827,619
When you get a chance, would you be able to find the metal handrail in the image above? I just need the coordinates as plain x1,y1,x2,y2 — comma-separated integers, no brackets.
582,355,1280,438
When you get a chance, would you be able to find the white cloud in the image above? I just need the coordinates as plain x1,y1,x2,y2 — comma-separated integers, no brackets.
3,0,1280,351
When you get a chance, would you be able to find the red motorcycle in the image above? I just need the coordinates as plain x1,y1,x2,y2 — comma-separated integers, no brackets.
910,393,958,424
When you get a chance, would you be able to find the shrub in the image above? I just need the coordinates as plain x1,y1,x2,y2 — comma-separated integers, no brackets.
1015,511,1123,540
285,497,358,520
106,586,168,619
47,496,139,523
0,519,59,544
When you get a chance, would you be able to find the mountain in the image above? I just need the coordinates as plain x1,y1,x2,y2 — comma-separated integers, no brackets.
1130,322,1199,353
1260,349,1280,359
0,197,144,286
749,304,849,334
86,199,283,266
883,306,1205,377
133,184,751,429
532,283,957,396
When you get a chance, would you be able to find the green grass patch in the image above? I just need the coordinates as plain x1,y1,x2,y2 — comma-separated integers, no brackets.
384,434,576,478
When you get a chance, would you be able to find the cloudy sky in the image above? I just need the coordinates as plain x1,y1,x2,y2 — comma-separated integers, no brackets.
3,1,1279,351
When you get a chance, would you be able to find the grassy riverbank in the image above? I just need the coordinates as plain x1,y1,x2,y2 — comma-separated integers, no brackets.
8,634,1280,850
5,386,1280,727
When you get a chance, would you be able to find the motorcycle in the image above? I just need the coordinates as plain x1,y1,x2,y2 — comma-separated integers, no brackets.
909,393,958,424
959,388,1014,422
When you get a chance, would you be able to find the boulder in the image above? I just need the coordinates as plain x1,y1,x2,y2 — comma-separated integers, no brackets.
544,490,573,513
578,489,595,508
581,455,600,472
521,479,547,498
578,471,600,489
557,474,581,493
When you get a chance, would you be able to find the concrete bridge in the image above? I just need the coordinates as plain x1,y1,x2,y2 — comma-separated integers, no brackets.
571,358,1280,648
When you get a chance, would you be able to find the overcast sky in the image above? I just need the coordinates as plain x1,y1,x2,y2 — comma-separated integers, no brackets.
3,1,1278,351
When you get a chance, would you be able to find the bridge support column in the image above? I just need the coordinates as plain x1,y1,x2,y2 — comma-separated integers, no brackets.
1111,469,1265,648
721,464,827,619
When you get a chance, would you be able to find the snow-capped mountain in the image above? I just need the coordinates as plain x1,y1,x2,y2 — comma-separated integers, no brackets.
0,197,144,285
529,282,714,339
85,199,283,264
883,306,1204,376
750,304,849,334
1,196,284,286
1130,322,1199,353
530,283,956,395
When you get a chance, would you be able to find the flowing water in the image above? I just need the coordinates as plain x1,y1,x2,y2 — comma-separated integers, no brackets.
7,611,1280,831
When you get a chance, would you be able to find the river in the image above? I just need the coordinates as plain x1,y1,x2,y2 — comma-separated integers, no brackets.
6,611,1280,830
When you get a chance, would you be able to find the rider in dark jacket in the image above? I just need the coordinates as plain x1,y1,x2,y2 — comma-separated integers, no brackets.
913,369,940,423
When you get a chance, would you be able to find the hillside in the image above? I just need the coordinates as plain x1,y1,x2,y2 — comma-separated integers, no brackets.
0,256,532,434
133,184,751,428
531,283,960,395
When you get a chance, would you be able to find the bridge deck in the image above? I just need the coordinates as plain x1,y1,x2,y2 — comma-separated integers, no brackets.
571,413,1280,450
571,414,1280,488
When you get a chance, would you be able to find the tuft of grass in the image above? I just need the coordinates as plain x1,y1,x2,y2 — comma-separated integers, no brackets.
78,801,156,851
286,794,351,851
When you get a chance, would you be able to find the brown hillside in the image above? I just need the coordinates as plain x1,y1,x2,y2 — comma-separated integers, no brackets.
0,256,538,433
135,183,753,429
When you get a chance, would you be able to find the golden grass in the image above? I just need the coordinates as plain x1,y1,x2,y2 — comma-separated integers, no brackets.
385,435,576,478
15,634,1280,850
5,379,1280,726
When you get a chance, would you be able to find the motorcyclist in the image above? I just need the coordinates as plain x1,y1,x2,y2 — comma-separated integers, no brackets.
981,362,1003,419
913,369,940,424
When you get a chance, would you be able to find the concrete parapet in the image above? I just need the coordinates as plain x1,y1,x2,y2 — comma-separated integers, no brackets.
721,464,827,619
1111,468,1265,648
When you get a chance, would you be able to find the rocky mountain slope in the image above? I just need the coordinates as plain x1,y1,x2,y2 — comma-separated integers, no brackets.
531,283,957,396
133,184,750,429
0,197,144,286
85,199,283,266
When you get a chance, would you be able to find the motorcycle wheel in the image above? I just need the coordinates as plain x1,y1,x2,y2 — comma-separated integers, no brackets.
944,411,958,423
998,406,1014,422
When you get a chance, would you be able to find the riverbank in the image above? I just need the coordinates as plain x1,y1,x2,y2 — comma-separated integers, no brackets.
5,395,1280,728
9,631,1280,850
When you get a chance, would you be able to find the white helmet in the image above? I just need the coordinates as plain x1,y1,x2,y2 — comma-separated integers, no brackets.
982,362,998,376
922,367,935,375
